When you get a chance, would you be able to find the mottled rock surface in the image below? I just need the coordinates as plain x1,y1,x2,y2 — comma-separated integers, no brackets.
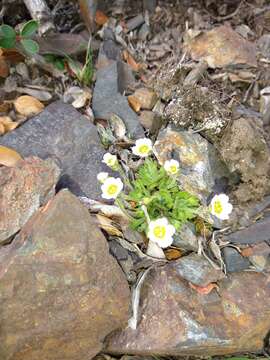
220,117,270,203
153,127,229,202
107,266,270,356
222,247,251,273
92,61,144,138
0,156,60,244
185,25,257,68
0,190,130,360
173,253,225,286
0,101,106,199
224,217,270,244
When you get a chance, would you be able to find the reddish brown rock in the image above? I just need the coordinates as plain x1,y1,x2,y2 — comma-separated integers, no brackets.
185,25,257,68
107,262,270,356
0,156,60,244
0,190,130,360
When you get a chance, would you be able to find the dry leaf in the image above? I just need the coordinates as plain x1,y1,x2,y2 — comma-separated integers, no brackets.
0,101,11,113
123,50,141,72
95,214,122,236
14,95,44,117
146,241,166,259
0,48,24,64
189,282,218,295
0,57,10,78
0,123,5,135
95,10,109,25
0,116,18,135
0,145,22,167
164,247,183,260
128,95,141,112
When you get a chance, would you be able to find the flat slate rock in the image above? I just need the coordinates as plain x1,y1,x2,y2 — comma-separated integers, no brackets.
222,247,251,272
224,217,270,244
172,253,225,286
92,61,144,138
0,101,106,200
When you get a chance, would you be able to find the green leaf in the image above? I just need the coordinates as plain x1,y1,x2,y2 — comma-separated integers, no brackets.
0,37,16,49
54,58,65,71
21,20,39,37
44,54,55,63
0,24,16,49
0,24,16,39
20,38,39,54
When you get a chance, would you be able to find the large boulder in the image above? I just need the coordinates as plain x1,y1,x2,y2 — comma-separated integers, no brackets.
0,190,130,360
0,156,60,244
107,260,270,356
0,101,107,200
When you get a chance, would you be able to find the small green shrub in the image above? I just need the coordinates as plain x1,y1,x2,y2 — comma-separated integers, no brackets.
0,20,39,54
127,158,199,232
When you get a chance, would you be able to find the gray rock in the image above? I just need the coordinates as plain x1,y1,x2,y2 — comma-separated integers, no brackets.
257,34,270,59
173,223,198,251
92,61,144,138
0,101,106,200
224,217,270,244
153,127,230,203
172,253,225,286
222,247,250,272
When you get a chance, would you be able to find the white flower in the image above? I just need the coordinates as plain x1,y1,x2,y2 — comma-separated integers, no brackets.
147,217,175,248
101,177,123,199
102,153,118,168
164,159,180,175
97,172,109,183
210,194,233,220
132,138,153,157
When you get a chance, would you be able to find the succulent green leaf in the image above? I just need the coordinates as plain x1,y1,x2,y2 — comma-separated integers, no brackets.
54,58,65,71
0,24,16,49
21,20,39,37
20,38,39,54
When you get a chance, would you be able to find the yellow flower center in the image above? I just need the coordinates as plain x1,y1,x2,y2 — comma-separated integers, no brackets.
153,226,166,239
107,184,118,195
169,165,177,174
138,145,149,154
214,200,223,215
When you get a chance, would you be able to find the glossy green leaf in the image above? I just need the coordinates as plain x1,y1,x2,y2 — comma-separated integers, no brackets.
0,37,16,49
21,20,39,37
20,38,39,54
0,24,16,49
0,24,16,39
54,58,65,71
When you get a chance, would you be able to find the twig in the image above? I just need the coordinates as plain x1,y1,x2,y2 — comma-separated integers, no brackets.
128,267,152,330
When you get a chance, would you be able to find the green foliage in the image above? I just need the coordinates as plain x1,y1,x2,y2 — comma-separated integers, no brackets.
127,159,199,232
67,39,93,86
21,20,39,37
0,21,39,54
0,24,16,48
44,54,66,71
20,38,39,54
